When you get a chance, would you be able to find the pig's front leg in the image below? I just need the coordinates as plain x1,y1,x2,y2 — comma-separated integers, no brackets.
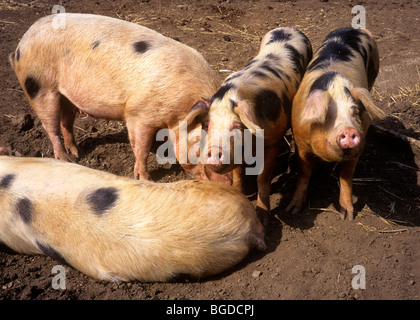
232,166,243,192
338,159,358,220
256,145,279,226
286,149,314,214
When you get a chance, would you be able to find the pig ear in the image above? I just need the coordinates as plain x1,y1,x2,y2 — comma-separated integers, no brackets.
182,100,210,130
300,89,330,126
350,87,385,120
233,100,262,135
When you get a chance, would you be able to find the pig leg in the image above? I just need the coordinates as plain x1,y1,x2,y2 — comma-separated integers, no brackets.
30,90,70,161
59,95,79,158
256,145,279,226
126,121,157,180
286,149,314,214
338,159,358,220
232,166,243,192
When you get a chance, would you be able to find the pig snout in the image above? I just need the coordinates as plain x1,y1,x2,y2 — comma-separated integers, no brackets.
336,127,360,150
207,146,224,166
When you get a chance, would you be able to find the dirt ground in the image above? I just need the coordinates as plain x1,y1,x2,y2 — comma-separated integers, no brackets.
0,0,419,301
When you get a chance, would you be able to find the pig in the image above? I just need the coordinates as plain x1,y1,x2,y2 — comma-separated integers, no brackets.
0,155,266,282
9,13,224,182
183,27,312,224
286,27,385,220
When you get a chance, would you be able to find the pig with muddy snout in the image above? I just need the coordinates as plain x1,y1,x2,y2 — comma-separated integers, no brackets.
287,27,385,220
9,13,226,182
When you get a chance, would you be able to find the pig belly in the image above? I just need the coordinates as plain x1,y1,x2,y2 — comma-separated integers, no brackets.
58,68,127,121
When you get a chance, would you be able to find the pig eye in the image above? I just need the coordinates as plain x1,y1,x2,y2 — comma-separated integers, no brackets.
351,105,360,117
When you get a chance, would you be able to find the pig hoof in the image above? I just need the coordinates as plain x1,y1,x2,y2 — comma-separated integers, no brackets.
340,206,355,220
55,153,71,162
285,202,301,215
67,146,79,158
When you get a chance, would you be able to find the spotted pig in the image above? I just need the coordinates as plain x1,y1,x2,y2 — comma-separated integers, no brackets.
183,27,312,224
286,28,385,220
9,13,224,182
0,156,266,282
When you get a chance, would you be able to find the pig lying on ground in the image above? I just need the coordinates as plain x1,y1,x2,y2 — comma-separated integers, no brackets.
0,155,266,282
286,28,385,220
183,27,312,225
9,13,224,182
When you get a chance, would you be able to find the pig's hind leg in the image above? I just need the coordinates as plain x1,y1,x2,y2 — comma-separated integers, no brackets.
28,89,71,162
59,94,79,158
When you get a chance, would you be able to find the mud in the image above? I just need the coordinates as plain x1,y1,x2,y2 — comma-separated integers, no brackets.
0,0,419,300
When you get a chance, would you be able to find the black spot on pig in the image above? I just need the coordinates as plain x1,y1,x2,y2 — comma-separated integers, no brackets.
92,40,101,50
327,28,367,58
244,59,258,70
0,174,15,189
267,29,292,45
260,61,285,81
133,41,150,54
225,72,243,82
309,28,372,72
296,30,313,60
284,44,306,78
16,48,20,62
211,83,236,103
24,76,40,99
366,60,379,91
310,71,339,92
15,198,33,224
36,241,69,266
265,53,280,61
87,187,119,215
308,41,354,72
252,70,269,79
253,89,282,121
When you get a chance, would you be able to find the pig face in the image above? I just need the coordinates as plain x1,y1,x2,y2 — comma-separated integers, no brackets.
301,73,384,161
183,93,260,176
169,104,234,184
206,98,245,174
